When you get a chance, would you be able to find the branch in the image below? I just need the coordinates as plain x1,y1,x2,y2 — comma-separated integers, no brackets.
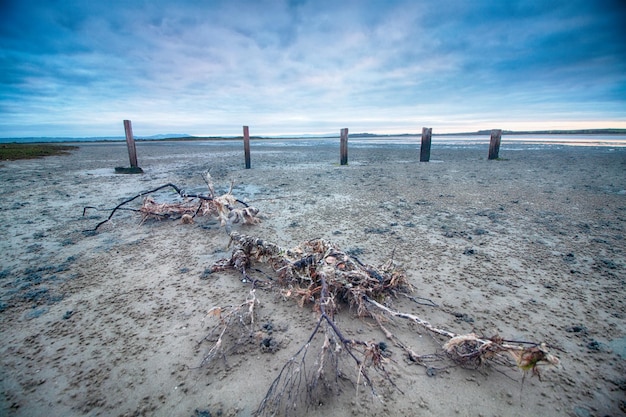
363,296,559,373
84,181,251,231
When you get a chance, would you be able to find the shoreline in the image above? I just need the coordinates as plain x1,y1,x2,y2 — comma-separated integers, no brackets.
1,131,626,148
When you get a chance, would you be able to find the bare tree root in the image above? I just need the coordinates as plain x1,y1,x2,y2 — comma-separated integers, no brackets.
363,297,559,376
212,231,412,316
83,171,261,231
206,232,561,415
256,273,396,417
197,289,259,369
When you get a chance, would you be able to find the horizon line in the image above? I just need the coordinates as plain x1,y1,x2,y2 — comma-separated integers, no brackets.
2,127,626,141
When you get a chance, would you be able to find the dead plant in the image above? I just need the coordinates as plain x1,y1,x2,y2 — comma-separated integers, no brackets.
205,232,561,415
197,289,259,369
83,171,261,231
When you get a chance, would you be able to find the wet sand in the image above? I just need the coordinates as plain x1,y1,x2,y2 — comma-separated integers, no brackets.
1,140,625,416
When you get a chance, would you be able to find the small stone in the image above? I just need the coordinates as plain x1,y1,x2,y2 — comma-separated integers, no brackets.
565,325,586,333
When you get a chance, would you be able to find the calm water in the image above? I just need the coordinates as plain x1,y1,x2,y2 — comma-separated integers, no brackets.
2,134,626,149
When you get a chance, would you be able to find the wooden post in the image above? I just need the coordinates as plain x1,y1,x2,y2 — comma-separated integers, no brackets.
488,129,502,160
115,120,143,173
123,120,139,167
340,128,349,165
420,127,432,162
243,125,251,169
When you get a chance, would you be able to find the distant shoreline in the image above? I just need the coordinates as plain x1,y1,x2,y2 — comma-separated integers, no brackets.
1,128,626,144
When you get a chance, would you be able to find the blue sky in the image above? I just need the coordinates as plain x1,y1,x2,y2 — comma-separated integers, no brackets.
1,0,625,137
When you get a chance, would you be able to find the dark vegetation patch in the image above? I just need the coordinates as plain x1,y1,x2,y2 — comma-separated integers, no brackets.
0,143,78,160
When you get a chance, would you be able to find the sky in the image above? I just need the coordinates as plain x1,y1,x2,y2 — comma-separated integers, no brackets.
1,0,626,138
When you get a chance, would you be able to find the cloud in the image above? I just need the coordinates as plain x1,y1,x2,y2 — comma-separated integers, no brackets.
0,0,625,137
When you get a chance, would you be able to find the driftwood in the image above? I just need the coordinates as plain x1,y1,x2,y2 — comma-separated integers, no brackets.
86,173,560,414
201,232,560,416
83,172,260,232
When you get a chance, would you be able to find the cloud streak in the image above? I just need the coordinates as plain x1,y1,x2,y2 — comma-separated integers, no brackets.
1,0,625,137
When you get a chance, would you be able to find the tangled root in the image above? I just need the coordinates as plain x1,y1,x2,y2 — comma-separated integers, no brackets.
444,334,560,377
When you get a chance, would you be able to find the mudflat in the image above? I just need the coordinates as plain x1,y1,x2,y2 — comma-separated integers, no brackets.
1,140,624,416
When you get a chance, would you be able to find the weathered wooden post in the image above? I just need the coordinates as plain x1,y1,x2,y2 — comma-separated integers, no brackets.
420,127,432,162
115,120,143,173
488,129,502,160
340,128,349,165
124,120,139,167
243,125,251,169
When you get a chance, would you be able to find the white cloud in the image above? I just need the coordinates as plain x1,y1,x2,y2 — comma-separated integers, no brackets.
0,0,624,137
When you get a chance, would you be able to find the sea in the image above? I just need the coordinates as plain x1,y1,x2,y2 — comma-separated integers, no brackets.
2,134,626,150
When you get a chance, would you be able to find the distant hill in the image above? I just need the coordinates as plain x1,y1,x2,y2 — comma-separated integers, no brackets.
309,129,626,138
471,128,626,135
136,133,192,139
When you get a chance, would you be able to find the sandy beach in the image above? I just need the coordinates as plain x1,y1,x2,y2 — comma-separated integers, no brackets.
1,139,625,417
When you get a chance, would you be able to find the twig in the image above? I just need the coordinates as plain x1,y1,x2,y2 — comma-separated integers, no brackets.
84,178,253,231
196,290,258,369
363,296,559,373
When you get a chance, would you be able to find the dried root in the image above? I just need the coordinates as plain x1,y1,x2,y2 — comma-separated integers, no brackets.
443,334,559,379
197,290,258,368
256,273,393,417
366,297,559,377
507,343,560,380
84,171,261,231
139,196,199,224
213,231,411,315
205,232,561,415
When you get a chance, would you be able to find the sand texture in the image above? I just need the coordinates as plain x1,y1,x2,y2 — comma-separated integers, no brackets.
1,140,625,417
